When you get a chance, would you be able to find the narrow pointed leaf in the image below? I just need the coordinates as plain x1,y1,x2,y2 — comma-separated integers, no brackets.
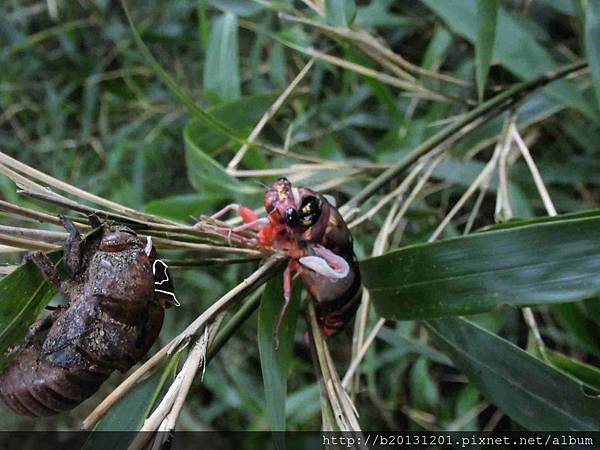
325,0,356,27
427,318,600,430
421,0,598,119
258,274,301,431
83,354,180,449
546,351,600,392
475,0,497,101
121,0,245,143
183,93,277,202
585,0,600,109
0,252,61,371
203,13,240,105
362,213,600,320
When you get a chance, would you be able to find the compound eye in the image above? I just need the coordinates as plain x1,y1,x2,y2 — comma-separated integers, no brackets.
300,196,321,226
284,207,300,227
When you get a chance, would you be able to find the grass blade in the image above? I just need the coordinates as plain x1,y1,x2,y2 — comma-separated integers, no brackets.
427,318,600,430
257,275,301,431
585,0,600,109
83,354,180,449
203,12,241,105
475,0,497,101
120,0,245,144
0,252,61,371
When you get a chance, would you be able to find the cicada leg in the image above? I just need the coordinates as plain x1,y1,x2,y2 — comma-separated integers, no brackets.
195,204,267,246
59,215,84,278
272,260,298,350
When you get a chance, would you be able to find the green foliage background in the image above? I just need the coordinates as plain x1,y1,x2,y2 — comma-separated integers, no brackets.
1,0,600,434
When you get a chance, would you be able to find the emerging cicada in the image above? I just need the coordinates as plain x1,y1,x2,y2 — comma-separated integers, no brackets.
205,178,361,345
0,217,177,416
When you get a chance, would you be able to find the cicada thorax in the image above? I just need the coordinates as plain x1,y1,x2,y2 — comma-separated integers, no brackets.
265,181,361,336
295,198,362,337
0,221,172,417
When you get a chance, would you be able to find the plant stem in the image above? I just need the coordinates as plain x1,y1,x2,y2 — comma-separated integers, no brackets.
343,60,588,210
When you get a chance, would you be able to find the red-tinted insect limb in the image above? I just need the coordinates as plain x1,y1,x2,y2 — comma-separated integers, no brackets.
200,177,361,343
273,260,298,350
209,203,243,221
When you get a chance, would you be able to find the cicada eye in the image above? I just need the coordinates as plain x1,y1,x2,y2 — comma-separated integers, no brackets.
284,207,300,227
299,196,321,226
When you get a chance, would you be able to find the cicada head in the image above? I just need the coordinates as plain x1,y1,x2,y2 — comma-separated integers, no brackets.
99,225,143,252
263,178,330,242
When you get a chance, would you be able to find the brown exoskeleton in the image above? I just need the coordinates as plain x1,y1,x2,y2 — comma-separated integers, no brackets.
0,217,177,416
203,178,361,347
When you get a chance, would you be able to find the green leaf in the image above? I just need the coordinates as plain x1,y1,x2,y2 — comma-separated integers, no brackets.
546,350,600,392
0,252,61,371
409,357,439,411
362,213,600,320
144,193,217,222
120,0,245,144
203,13,241,105
550,302,600,357
184,125,260,201
83,354,180,449
475,0,497,101
325,0,356,27
585,0,600,109
427,317,600,430
207,0,265,17
257,275,301,431
183,93,278,201
421,0,598,119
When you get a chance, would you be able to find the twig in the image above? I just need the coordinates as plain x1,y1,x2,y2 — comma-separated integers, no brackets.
228,59,314,170
130,313,225,450
389,156,445,231
307,302,360,431
463,176,491,235
494,114,517,222
429,135,505,242
0,233,59,251
343,60,588,210
348,160,426,229
0,150,176,224
0,225,67,243
510,124,557,216
278,13,469,87
300,47,453,103
0,199,65,226
342,318,385,389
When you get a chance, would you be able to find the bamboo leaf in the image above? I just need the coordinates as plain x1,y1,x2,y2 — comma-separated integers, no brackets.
257,275,301,431
550,302,600,357
183,94,278,202
475,0,497,101
203,13,241,105
546,350,600,392
325,0,356,27
362,213,600,320
0,252,61,371
585,0,600,109
427,318,600,430
184,123,261,201
120,0,245,143
83,355,180,449
421,0,598,119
